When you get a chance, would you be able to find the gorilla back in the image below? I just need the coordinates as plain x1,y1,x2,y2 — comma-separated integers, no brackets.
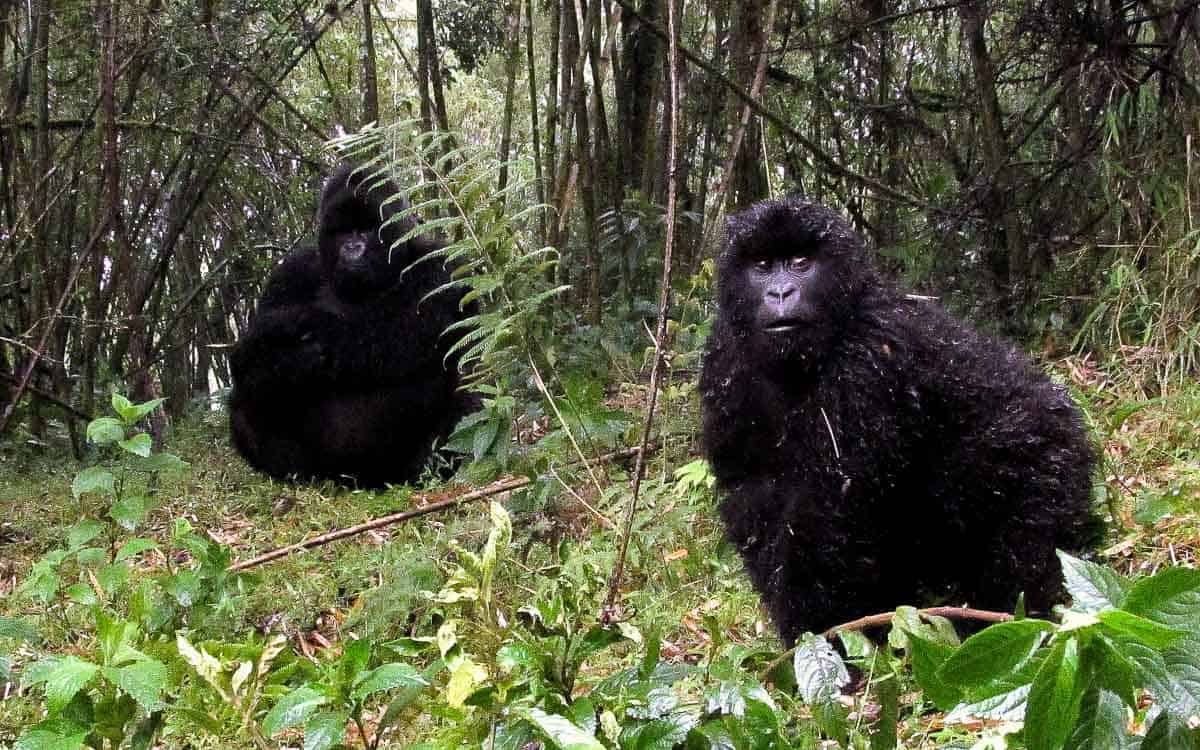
700,199,1099,643
229,165,474,487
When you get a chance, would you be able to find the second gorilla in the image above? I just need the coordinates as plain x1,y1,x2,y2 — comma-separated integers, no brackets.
229,165,475,487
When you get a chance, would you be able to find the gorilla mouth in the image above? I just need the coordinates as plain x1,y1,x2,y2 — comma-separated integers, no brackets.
763,319,803,333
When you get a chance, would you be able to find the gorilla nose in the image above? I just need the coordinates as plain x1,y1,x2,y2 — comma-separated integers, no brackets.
766,285,797,304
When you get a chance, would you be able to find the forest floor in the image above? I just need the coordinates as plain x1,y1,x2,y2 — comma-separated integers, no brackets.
0,352,1197,748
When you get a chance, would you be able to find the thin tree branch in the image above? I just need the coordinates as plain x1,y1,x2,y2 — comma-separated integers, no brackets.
229,446,648,572
601,0,682,624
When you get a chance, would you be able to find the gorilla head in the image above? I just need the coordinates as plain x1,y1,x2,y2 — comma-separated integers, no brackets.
317,165,423,302
719,200,872,369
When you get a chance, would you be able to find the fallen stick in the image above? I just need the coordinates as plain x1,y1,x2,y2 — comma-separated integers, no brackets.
229,445,646,572
762,606,1014,677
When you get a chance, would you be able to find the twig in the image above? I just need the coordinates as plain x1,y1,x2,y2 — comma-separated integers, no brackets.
762,606,1014,677
601,0,681,624
228,446,646,572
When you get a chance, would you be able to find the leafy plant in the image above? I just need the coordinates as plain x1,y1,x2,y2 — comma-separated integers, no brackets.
18,614,170,750
260,637,430,750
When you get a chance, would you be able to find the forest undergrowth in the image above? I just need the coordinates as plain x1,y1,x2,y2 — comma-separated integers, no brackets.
1,343,1197,750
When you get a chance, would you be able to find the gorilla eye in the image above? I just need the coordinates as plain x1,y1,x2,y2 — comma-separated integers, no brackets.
752,259,772,272
788,256,810,272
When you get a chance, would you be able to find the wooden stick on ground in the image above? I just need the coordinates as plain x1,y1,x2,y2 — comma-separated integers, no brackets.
229,445,646,572
762,606,1015,677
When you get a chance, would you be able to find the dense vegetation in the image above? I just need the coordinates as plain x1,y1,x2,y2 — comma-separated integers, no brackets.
1,0,1198,748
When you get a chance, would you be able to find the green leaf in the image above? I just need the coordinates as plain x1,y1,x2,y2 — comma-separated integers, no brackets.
118,433,152,457
111,394,164,426
303,710,349,750
109,494,150,531
86,417,125,446
141,452,190,473
1097,609,1185,649
1081,635,1137,707
938,619,1053,688
519,708,605,750
1064,688,1128,750
74,547,106,568
1059,551,1128,612
351,663,428,703
793,633,850,705
572,626,630,668
115,538,159,561
621,714,697,750
66,519,104,550
23,656,100,714
1141,712,1198,750
103,659,169,711
65,583,97,605
263,686,328,736
14,729,89,750
339,638,371,687
71,467,115,499
1122,567,1200,632
945,684,1031,723
909,634,963,710
1025,637,1083,750
0,615,38,643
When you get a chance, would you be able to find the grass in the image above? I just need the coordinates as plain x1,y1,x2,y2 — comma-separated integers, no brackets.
1,351,1197,747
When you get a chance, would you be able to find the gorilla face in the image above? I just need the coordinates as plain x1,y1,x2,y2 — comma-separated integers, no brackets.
719,199,867,366
318,167,419,302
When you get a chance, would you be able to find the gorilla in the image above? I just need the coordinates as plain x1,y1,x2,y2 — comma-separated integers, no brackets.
228,164,475,487
700,199,1099,643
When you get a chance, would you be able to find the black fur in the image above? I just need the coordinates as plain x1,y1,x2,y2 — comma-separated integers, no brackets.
700,199,1099,643
228,165,474,487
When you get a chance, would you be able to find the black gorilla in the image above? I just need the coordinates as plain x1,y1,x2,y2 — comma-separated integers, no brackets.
228,165,474,487
700,199,1099,643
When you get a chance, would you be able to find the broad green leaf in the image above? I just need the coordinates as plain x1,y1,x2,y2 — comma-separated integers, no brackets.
141,452,189,473
339,638,371,686
1097,609,1185,649
95,561,130,593
66,519,104,550
945,684,1031,723
1064,688,1128,750
303,710,349,750
1081,635,1137,707
572,625,629,667
263,686,327,735
620,714,697,750
86,417,125,445
0,615,38,643
103,659,169,711
1110,630,1200,720
111,394,164,425
74,547,106,568
793,633,850,705
23,656,100,714
1122,567,1200,632
938,619,1053,688
351,663,428,703
109,495,150,531
520,708,605,750
72,467,115,499
1025,637,1083,750
1141,712,1198,750
870,670,900,750
118,433,152,457
115,538,159,561
64,583,97,606
1059,551,1128,612
909,634,963,710
14,729,89,750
